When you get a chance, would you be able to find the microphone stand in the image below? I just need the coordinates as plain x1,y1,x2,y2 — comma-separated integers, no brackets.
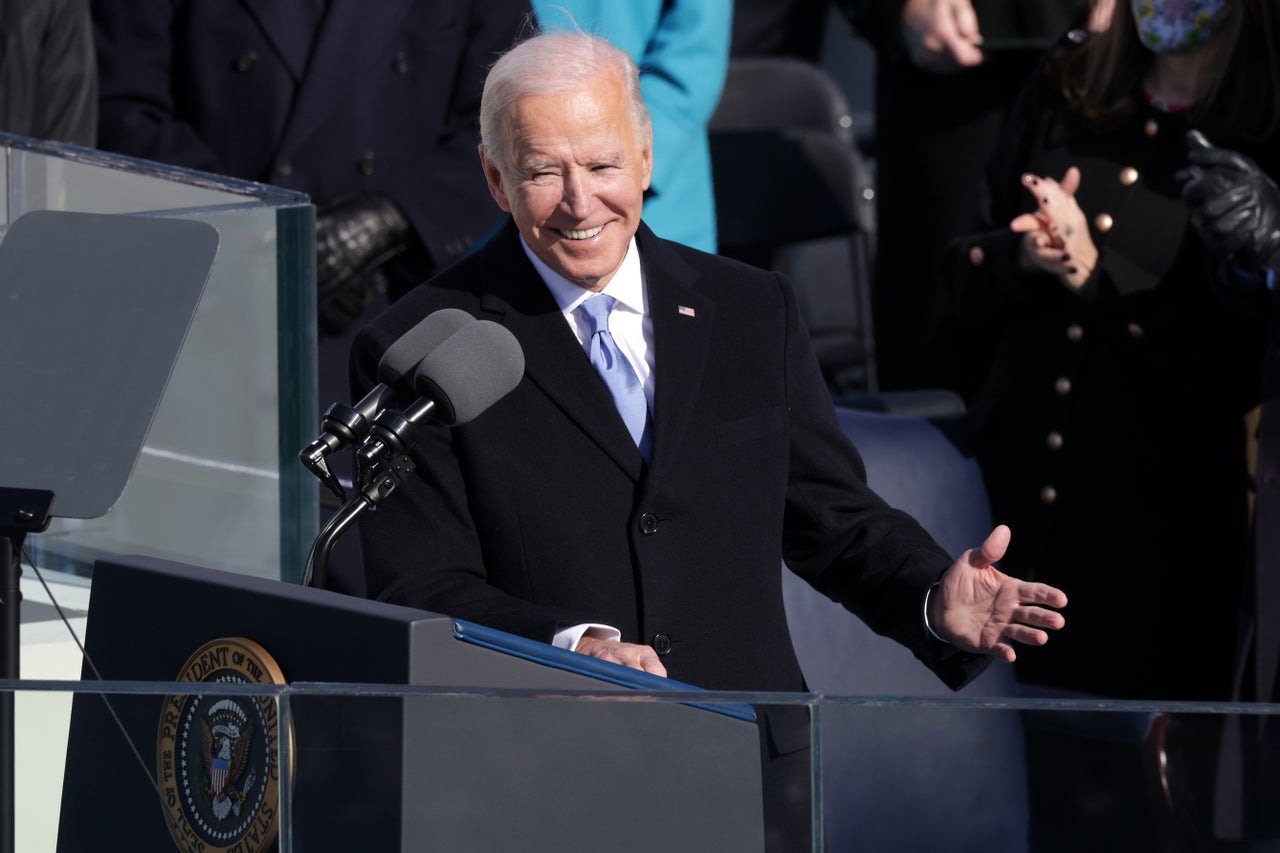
301,451,415,590
301,405,435,590
298,388,397,503
0,488,53,853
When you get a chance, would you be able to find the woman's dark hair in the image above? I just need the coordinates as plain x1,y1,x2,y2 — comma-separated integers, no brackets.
1057,0,1280,143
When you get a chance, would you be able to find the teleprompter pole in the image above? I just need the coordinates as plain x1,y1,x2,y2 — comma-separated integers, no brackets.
0,488,53,853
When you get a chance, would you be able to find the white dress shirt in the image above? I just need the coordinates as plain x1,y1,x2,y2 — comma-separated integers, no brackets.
520,234,655,414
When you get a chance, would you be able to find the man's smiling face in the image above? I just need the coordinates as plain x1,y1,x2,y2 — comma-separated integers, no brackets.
481,71,652,292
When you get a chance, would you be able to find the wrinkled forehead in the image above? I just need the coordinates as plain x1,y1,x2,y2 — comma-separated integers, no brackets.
503,83,649,166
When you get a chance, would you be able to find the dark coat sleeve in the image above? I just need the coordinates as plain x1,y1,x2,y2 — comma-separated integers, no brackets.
0,0,98,145
773,264,990,689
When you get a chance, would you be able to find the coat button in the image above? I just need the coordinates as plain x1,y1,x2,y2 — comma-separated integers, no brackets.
1094,212,1114,233
1040,485,1057,504
233,51,257,73
652,633,672,655
275,160,293,177
1055,376,1072,396
1144,119,1159,138
1119,167,1139,186
640,513,659,535
968,245,985,266
1066,323,1083,342
391,51,410,74
1046,431,1064,450
357,153,378,176
1127,322,1145,338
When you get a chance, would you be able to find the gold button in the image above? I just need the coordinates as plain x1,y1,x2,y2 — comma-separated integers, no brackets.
1127,322,1144,338
1046,431,1064,450
968,245,985,266
1066,323,1083,342
1095,212,1114,232
1055,376,1072,395
1144,119,1159,138
1120,167,1139,186
1040,485,1058,504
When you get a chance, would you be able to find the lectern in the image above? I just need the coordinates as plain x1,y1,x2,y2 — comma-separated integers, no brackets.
58,556,767,852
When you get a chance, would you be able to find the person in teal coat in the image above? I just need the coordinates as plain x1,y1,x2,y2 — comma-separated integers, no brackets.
532,1,731,252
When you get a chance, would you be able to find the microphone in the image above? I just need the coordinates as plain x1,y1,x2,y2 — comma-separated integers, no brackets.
303,320,524,588
356,320,525,473
299,307,475,498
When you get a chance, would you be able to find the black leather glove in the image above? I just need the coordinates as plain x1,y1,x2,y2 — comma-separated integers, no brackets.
1179,130,1280,272
315,193,411,338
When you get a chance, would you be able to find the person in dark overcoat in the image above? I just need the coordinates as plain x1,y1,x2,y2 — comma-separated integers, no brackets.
1180,127,1280,845
91,0,532,334
353,29,1069,853
938,1,1280,847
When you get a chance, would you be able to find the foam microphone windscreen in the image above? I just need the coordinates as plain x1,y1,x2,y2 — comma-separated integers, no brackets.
413,320,525,425
377,307,476,384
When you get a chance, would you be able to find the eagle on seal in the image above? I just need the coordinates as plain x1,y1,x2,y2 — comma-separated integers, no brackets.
201,698,254,809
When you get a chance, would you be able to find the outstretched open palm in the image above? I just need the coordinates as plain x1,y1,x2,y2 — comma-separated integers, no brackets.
931,525,1068,662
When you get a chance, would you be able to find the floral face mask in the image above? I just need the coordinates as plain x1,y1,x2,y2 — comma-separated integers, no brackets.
1130,0,1234,54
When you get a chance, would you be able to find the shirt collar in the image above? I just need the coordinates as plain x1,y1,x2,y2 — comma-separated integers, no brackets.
519,234,647,317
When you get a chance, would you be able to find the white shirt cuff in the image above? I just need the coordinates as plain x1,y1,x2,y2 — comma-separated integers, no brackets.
552,623,622,651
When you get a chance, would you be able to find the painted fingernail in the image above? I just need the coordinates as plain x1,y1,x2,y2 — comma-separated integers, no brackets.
1041,196,1050,204
1061,253,1071,261
1066,266,1078,275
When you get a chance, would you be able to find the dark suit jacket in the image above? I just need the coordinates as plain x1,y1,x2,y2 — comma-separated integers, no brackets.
91,0,528,269
351,219,985,695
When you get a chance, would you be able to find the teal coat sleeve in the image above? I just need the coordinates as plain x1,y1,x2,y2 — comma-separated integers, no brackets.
533,0,732,252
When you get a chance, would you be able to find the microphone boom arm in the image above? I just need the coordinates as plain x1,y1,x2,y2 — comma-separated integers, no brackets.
301,450,416,589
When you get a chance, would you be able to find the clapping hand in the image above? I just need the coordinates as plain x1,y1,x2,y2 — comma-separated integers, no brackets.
901,0,986,72
1010,167,1099,291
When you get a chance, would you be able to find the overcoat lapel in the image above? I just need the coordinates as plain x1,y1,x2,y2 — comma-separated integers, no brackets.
272,0,416,159
476,222,648,481
634,227,714,484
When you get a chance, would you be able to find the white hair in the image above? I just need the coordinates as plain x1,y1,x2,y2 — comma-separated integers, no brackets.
479,30,652,173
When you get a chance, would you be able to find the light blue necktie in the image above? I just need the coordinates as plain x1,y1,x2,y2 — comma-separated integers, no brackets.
578,295,651,461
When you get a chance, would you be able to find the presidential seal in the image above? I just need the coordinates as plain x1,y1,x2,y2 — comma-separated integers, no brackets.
157,637,286,853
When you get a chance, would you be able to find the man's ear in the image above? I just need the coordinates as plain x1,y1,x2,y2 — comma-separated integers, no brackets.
640,135,653,194
479,147,513,213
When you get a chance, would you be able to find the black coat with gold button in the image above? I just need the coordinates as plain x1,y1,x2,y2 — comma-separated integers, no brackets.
938,32,1275,701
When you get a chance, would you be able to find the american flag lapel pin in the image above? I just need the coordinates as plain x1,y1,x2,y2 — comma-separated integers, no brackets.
677,305,696,318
